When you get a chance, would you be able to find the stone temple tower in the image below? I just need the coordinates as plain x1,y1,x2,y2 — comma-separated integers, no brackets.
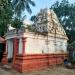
34,8,66,36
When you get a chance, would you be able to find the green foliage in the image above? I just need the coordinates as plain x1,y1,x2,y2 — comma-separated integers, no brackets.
30,15,36,22
51,0,75,43
68,41,75,61
68,41,75,51
0,0,13,36
26,25,37,32
12,17,22,29
12,0,35,17
0,0,35,36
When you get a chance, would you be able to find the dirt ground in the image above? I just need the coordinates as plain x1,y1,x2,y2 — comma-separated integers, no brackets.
0,66,75,75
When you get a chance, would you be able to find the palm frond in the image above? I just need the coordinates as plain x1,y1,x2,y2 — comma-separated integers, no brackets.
12,0,18,6
25,2,32,14
12,0,35,17
27,0,35,6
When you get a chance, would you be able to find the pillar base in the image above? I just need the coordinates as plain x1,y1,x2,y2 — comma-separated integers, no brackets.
12,55,25,73
1,52,8,64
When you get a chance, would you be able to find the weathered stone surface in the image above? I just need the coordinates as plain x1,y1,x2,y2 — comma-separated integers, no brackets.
34,8,67,37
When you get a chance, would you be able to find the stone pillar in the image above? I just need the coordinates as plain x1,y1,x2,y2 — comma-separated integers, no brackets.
13,37,27,72
13,38,19,64
18,38,22,54
18,37,27,55
22,37,26,56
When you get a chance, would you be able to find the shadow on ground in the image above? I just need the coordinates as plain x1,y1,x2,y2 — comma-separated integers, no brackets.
0,66,75,75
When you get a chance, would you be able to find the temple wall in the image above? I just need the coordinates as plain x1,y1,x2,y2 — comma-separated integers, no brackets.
25,33,67,54
5,32,68,72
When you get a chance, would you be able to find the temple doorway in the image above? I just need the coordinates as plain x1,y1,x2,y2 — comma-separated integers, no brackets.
0,37,5,62
7,39,14,63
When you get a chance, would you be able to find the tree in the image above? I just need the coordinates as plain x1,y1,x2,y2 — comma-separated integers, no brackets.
68,41,75,61
12,17,22,29
30,15,36,23
0,0,35,36
51,0,75,43
12,0,35,17
0,0,13,36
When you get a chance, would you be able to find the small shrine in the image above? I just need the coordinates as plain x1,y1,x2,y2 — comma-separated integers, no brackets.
2,9,68,72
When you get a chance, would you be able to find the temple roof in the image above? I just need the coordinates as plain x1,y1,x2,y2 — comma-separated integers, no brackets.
5,8,68,40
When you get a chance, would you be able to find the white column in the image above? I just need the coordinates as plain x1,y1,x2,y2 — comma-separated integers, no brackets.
7,39,13,59
18,38,22,54
6,40,8,53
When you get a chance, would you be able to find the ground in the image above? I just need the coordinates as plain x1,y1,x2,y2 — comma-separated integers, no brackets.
0,66,75,75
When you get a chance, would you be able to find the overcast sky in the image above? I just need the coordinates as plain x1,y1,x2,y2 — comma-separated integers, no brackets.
23,0,75,19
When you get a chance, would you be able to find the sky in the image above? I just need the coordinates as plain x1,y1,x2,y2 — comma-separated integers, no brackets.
23,0,75,20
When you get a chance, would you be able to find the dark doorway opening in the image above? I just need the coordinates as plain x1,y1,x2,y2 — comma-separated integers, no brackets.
0,43,5,62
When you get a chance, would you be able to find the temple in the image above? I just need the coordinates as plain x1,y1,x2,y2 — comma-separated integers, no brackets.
2,9,68,72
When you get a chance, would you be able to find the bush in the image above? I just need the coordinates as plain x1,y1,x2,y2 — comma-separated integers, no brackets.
68,41,75,62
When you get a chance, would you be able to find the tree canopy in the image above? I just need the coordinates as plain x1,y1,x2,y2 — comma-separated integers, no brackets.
0,0,13,36
12,0,35,17
0,0,35,36
51,0,75,43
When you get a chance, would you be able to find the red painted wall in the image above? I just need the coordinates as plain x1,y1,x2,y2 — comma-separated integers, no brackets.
13,53,68,72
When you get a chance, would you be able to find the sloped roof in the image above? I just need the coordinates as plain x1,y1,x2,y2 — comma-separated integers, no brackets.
0,37,5,43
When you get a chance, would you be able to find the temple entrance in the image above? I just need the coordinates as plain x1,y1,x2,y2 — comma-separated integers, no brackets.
0,37,5,62
0,43,5,62
7,39,14,63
